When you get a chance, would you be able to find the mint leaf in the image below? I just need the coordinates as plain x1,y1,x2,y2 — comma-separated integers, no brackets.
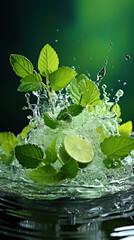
10,54,34,77
59,158,78,179
69,74,89,104
15,144,44,168
57,104,84,120
43,112,59,129
103,158,121,169
49,66,77,91
19,124,31,140
118,121,133,137
57,112,72,122
18,73,42,92
29,165,58,183
70,74,100,108
38,44,59,76
0,132,19,154
101,136,134,168
45,136,57,163
80,78,100,107
20,73,42,83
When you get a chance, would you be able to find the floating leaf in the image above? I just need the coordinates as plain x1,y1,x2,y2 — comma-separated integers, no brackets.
118,121,133,137
103,158,122,169
57,104,84,120
101,135,134,168
45,136,58,163
0,132,19,154
10,54,33,77
59,158,78,179
57,112,72,122
29,165,58,183
43,112,59,129
38,44,59,76
49,66,77,91
15,144,44,168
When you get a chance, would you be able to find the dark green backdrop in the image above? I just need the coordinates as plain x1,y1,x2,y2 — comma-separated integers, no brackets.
1,0,134,134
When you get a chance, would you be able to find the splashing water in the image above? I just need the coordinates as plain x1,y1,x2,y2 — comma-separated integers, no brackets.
0,57,134,200
96,60,108,86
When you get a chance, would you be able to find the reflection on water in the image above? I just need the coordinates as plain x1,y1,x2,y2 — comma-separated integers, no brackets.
1,190,134,240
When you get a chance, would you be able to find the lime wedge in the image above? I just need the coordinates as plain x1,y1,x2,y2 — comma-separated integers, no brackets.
64,133,94,163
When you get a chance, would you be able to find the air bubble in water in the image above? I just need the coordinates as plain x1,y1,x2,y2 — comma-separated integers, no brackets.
123,82,127,85
109,43,113,46
55,40,58,43
115,89,124,98
125,55,131,60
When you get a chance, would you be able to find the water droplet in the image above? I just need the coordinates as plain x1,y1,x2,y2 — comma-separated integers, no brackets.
115,89,124,98
71,66,76,70
123,82,127,85
109,43,113,46
125,55,130,60
55,40,58,43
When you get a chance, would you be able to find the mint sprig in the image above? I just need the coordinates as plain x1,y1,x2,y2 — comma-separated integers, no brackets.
101,136,134,169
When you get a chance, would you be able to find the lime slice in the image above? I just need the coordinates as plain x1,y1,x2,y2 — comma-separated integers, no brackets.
64,133,94,163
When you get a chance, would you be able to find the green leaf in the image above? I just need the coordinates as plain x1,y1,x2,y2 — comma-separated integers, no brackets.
57,104,84,120
69,78,81,104
111,104,121,118
20,73,42,83
38,44,59,76
100,135,134,168
10,54,34,77
18,83,41,92
43,112,59,129
45,136,58,163
15,144,44,168
103,158,122,169
29,165,58,183
80,78,100,107
118,121,133,137
18,73,42,92
57,112,72,123
96,126,109,142
49,66,77,91
0,132,19,153
20,124,31,140
59,158,78,179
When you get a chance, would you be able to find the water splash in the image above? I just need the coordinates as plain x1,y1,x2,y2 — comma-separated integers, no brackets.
96,60,108,86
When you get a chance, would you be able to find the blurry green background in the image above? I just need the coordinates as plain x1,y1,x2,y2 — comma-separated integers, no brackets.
1,0,134,134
